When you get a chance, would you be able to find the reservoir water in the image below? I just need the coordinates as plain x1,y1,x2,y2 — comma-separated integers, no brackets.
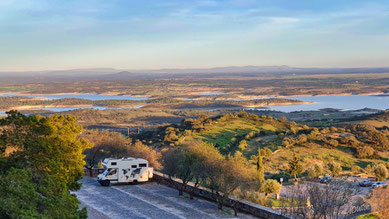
0,93,149,101
0,105,144,116
0,93,388,114
267,95,389,112
0,93,147,115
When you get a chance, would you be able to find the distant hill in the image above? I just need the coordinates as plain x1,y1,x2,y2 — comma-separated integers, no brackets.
103,65,389,79
1,66,389,81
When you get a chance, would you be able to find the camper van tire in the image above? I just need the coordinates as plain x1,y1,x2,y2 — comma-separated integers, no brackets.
132,180,138,185
101,180,110,187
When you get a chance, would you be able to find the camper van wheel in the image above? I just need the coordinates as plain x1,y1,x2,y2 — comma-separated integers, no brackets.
133,180,138,185
102,180,110,186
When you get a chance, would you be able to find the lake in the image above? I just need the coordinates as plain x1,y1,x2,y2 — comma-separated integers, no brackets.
267,95,389,112
0,93,147,115
199,92,227,96
0,93,149,101
0,93,388,114
0,105,144,116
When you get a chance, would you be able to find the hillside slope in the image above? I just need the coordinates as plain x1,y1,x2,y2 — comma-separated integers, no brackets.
139,111,389,175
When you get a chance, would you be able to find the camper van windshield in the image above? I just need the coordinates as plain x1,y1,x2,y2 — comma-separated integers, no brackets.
103,168,112,176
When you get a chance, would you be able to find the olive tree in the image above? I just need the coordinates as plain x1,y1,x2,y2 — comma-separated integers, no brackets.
328,162,342,177
262,179,282,198
374,164,388,181
288,155,304,181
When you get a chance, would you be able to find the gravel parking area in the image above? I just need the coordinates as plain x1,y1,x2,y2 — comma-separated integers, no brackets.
75,177,258,219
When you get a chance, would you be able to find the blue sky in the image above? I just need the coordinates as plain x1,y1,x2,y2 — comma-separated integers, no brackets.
0,0,388,71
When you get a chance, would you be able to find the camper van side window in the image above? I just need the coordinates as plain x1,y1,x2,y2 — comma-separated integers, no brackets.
111,162,117,166
139,163,147,167
131,165,137,168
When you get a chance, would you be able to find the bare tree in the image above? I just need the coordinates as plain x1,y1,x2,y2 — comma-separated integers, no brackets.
369,188,389,218
280,179,368,219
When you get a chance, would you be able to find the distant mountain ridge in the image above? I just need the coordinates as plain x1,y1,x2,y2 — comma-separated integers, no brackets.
1,66,389,81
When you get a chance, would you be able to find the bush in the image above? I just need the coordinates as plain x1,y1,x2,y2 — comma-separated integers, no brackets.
297,134,308,144
239,191,272,207
328,162,342,177
374,164,388,181
260,148,272,157
238,140,248,151
307,163,323,179
263,179,282,197
356,146,375,158
351,166,363,174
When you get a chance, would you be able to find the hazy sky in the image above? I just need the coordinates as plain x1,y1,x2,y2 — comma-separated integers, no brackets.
1,0,389,71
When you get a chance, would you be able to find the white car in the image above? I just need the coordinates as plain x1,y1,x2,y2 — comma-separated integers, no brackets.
372,182,387,188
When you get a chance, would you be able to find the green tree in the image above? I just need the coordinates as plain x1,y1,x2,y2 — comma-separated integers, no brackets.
185,141,221,200
262,179,282,198
82,129,127,174
356,146,375,158
307,163,323,179
250,149,265,182
0,111,91,218
238,140,248,151
0,168,39,218
127,141,162,170
162,149,187,196
328,162,342,177
261,148,272,158
207,152,256,216
374,164,388,181
288,155,304,181
297,134,308,144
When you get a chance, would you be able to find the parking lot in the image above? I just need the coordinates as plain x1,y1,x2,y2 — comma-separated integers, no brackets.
75,177,258,219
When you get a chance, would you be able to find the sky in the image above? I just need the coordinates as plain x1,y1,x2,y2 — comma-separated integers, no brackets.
0,0,389,71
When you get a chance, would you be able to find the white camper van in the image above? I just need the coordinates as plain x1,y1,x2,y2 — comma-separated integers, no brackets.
97,158,153,186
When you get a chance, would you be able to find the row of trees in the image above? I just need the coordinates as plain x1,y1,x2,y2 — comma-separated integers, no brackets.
161,141,281,216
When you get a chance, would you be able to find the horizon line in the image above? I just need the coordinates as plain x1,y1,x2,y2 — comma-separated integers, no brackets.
2,65,389,73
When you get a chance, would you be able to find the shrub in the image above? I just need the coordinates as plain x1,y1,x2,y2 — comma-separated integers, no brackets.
263,179,282,197
356,146,375,158
374,164,388,181
307,164,323,179
297,134,308,144
328,162,342,177
238,140,248,151
234,190,272,207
